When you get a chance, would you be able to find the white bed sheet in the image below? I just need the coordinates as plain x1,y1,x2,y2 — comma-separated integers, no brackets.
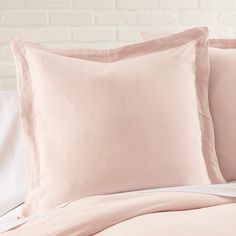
0,91,27,217
0,204,37,233
0,205,23,222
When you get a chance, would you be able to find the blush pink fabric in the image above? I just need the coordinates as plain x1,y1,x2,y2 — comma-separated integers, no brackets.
2,191,236,235
11,27,225,216
142,33,236,182
208,40,236,181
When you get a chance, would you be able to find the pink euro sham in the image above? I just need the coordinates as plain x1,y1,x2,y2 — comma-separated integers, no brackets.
11,27,225,216
142,33,236,182
208,39,236,181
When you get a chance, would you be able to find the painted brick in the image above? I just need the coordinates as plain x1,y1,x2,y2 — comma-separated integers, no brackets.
137,12,177,25
199,0,235,9
73,0,115,9
0,0,23,8
159,0,198,9
117,28,142,41
96,11,136,25
117,0,156,9
32,28,71,42
220,13,236,25
0,63,16,78
73,28,115,41
24,0,72,8
0,29,23,43
179,12,218,25
3,12,48,25
0,79,17,90
50,11,93,25
0,45,12,60
208,26,234,38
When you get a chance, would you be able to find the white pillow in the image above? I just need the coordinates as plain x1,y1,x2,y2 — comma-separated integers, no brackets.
0,90,27,216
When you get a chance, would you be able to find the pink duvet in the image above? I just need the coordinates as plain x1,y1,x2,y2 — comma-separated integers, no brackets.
2,190,236,236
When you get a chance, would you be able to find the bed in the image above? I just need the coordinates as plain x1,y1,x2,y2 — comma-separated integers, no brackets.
2,27,236,235
1,183,236,235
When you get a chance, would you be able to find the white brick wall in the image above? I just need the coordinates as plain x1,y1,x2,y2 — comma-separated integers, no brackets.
1,0,236,88
50,11,93,25
3,11,48,25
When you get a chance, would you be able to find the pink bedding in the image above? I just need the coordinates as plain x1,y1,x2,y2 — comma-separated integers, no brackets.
2,189,236,236
12,28,225,217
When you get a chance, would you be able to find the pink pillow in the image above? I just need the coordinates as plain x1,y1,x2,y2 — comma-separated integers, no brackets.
11,27,225,216
142,32,236,182
208,39,236,181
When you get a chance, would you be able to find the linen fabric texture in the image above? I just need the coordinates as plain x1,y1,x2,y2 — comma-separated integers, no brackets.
11,27,225,216
141,32,236,182
208,39,236,181
141,31,236,182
